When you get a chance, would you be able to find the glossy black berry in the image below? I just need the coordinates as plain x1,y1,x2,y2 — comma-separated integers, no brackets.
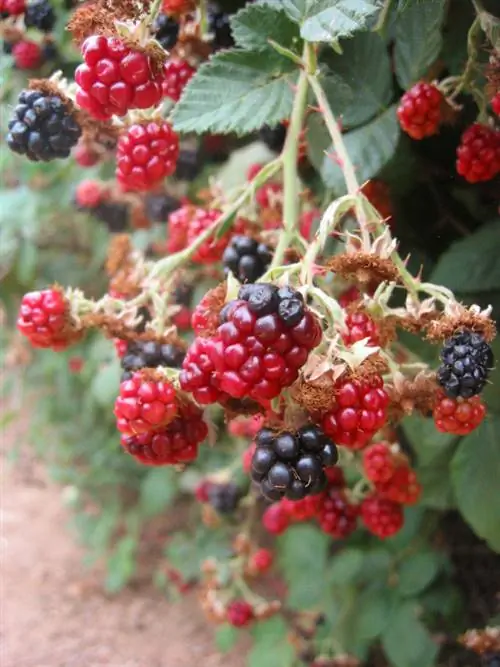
208,4,234,49
251,425,338,502
278,298,304,327
223,235,272,283
24,0,56,32
238,283,309,329
145,193,180,222
175,148,202,181
208,482,241,514
243,284,279,316
121,340,185,380
259,124,286,152
153,14,179,50
437,330,494,398
93,201,128,232
7,89,81,161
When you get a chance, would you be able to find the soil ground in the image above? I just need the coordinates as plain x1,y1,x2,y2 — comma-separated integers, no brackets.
1,449,247,667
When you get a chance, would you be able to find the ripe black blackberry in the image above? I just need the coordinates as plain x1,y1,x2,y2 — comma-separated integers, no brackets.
144,193,180,222
484,654,500,667
175,148,202,181
437,330,494,399
24,0,56,32
93,201,129,232
251,425,338,502
259,124,286,153
208,482,241,514
173,282,193,306
231,283,307,328
222,235,272,283
7,89,81,161
121,340,186,381
208,3,234,49
153,14,179,50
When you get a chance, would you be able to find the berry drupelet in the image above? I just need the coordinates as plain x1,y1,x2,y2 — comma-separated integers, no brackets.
153,14,179,50
24,0,56,32
437,330,494,399
251,425,338,502
222,235,273,283
121,340,185,380
7,89,81,161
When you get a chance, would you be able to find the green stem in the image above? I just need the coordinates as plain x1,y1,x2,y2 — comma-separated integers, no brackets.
147,0,163,24
450,16,481,100
374,0,395,35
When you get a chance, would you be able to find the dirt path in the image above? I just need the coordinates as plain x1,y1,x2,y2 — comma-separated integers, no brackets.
1,455,247,667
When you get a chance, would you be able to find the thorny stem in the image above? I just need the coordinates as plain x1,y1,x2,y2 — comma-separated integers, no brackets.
449,16,482,101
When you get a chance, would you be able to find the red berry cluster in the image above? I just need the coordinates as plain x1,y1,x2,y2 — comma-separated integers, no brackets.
162,60,195,101
397,82,444,140
433,391,486,435
456,123,500,183
75,36,164,120
17,288,81,351
363,442,421,506
0,0,25,15
342,311,379,347
116,121,179,192
13,40,43,69
360,494,403,539
492,92,500,117
226,600,254,628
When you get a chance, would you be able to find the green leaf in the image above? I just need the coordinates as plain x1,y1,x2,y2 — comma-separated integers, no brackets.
105,535,136,593
90,361,121,407
278,524,330,608
430,219,500,293
300,0,382,43
394,0,446,88
256,0,308,24
328,548,365,585
382,601,439,667
354,589,391,639
397,552,441,597
215,624,239,652
248,617,294,667
482,337,500,414
451,415,500,552
417,465,456,510
231,4,301,51
321,32,394,128
139,468,177,517
321,106,400,192
172,50,297,135
402,415,459,467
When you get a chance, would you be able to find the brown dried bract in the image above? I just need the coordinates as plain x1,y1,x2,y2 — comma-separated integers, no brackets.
327,253,399,287
459,626,500,654
386,371,438,421
195,282,227,338
292,373,336,415
106,234,134,278
67,2,114,44
345,304,397,347
79,312,177,344
172,35,213,65
426,309,497,343
222,397,264,419
397,310,440,334
29,79,75,111
350,354,389,383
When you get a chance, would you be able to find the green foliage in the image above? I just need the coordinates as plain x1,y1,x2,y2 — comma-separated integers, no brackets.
382,601,438,667
249,617,294,667
231,3,301,51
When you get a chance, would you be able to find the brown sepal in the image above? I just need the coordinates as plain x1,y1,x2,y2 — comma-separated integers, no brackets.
386,371,438,421
292,373,336,415
426,311,497,343
459,626,500,655
327,252,399,287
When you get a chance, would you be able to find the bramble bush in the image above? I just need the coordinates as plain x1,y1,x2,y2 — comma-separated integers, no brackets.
1,0,500,665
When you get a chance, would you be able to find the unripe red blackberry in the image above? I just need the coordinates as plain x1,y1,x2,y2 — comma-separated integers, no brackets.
342,312,379,347
397,82,443,140
75,35,164,120
187,208,229,264
167,204,194,252
322,375,389,449
75,179,104,208
24,0,56,32
121,399,207,465
179,336,228,404
162,59,195,101
222,235,272,283
281,491,326,522
74,142,100,167
162,0,195,14
251,425,338,502
114,371,178,436
227,600,254,628
433,391,486,435
116,121,179,192
17,288,81,350
249,548,273,573
7,89,81,161
0,0,25,16
437,330,494,399
262,502,290,534
363,442,396,484
12,40,43,69
456,123,500,183
492,92,500,117
317,488,359,538
375,465,421,505
120,340,185,380
360,494,403,539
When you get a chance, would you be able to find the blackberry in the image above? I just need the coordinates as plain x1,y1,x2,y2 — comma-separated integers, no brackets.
259,124,286,153
437,330,494,399
173,282,193,306
208,4,234,49
144,193,180,222
208,482,241,514
153,14,179,50
251,425,338,502
121,340,185,381
236,282,305,325
93,201,129,232
222,235,272,283
42,41,58,62
484,654,500,667
175,148,202,181
7,89,81,161
24,0,56,32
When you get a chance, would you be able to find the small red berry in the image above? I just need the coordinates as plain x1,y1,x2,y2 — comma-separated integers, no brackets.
456,123,500,183
256,182,282,210
75,35,164,120
230,415,264,439
68,356,84,373
116,121,179,192
0,0,26,15
375,465,421,506
317,488,359,538
492,92,500,117
433,391,486,435
242,442,256,473
172,306,191,330
17,288,80,350
322,376,389,450
246,163,263,181
281,492,325,522
338,286,360,308
13,40,43,69
361,494,403,539
299,208,320,241
262,502,290,534
74,142,100,167
363,442,396,484
187,208,227,264
195,479,212,503
227,600,254,628
114,339,128,358
75,179,104,208
162,59,195,101
167,204,195,253
191,288,223,337
162,0,195,14
114,371,179,436
397,82,443,140
179,336,228,404
250,548,273,573
342,311,379,347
